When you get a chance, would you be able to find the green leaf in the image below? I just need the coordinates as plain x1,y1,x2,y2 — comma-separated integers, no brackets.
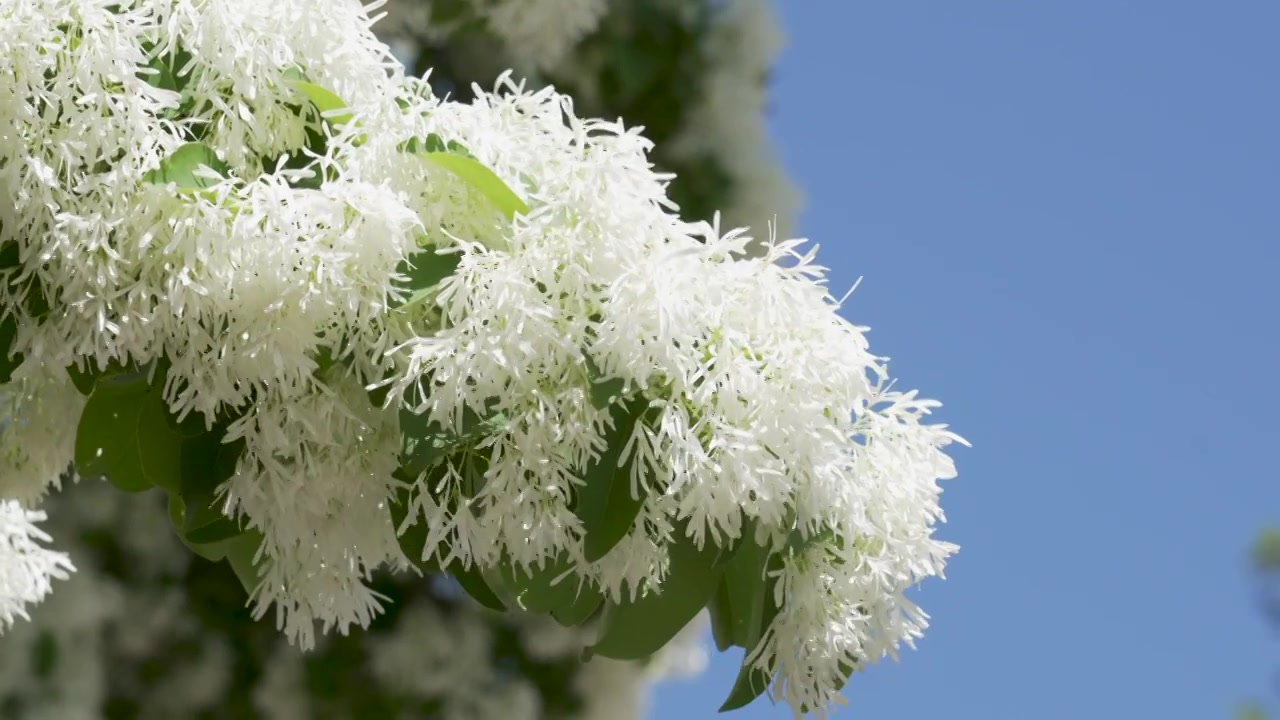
145,143,229,191
223,529,264,595
290,80,354,126
584,355,625,410
717,550,786,712
574,397,650,562
140,54,178,92
136,390,183,493
719,659,773,713
500,554,582,614
451,562,506,611
420,151,529,219
0,314,22,384
169,492,230,562
178,429,246,540
550,584,604,627
724,527,772,650
708,579,735,652
387,483,430,562
65,360,99,396
74,371,183,494
0,245,26,382
393,248,461,311
389,483,505,611
398,405,507,481
592,525,726,660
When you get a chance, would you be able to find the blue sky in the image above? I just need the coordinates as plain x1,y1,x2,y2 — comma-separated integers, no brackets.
650,3,1280,718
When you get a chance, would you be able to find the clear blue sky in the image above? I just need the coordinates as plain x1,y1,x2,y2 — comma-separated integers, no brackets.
650,3,1280,718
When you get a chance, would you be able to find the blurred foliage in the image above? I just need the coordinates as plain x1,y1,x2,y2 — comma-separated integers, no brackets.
401,0,738,225
1240,528,1280,720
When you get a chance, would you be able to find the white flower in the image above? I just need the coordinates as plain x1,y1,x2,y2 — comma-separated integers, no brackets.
0,500,75,632
0,1,963,714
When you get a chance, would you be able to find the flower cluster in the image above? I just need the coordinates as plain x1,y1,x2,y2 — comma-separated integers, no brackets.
0,0,964,714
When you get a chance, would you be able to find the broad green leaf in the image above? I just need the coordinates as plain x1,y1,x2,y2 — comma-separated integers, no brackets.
573,397,650,562
584,355,625,410
169,493,230,562
140,54,178,92
223,529,264,595
550,584,604,627
178,427,246,540
0,244,27,382
592,526,725,660
398,405,507,480
65,360,98,396
387,484,429,562
708,579,735,652
75,372,183,494
724,527,771,650
717,551,786,712
719,660,773,713
500,554,582,614
421,151,529,219
145,143,229,191
389,484,505,611
392,248,461,311
290,80,354,126
0,315,22,384
136,392,182,492
450,562,506,612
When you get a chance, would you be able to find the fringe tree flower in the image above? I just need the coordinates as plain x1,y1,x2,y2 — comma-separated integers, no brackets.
0,0,965,714
0,501,74,632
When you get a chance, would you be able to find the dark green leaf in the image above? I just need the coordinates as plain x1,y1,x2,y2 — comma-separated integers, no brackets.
0,315,22,384
592,525,725,660
550,584,604,627
178,427,246,538
725,527,772,650
500,554,582,614
584,355,625,410
449,561,506,611
717,549,786,712
390,483,505,611
708,579,735,652
75,372,182,494
393,248,461,311
574,397,650,562
145,143,229,190
387,483,429,562
169,492,231,562
223,529,264,595
398,405,507,480
719,659,773,713
135,392,182,493
140,54,178,92
65,360,99,396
